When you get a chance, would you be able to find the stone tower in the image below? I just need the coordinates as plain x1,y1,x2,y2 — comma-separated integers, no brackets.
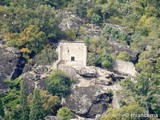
56,41,87,66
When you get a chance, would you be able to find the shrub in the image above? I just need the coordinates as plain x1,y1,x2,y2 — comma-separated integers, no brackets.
103,26,131,44
101,60,113,69
91,13,102,24
0,97,4,117
87,52,96,66
136,59,153,72
117,51,130,61
101,103,146,120
64,29,77,41
96,52,113,69
40,90,60,115
57,107,73,120
33,45,58,65
155,59,160,73
46,69,72,98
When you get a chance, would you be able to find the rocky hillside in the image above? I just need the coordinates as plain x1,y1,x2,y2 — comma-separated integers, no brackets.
0,45,20,91
0,41,136,119
0,40,137,119
0,0,160,120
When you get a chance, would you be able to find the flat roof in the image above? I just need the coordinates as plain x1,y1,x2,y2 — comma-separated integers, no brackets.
60,40,85,43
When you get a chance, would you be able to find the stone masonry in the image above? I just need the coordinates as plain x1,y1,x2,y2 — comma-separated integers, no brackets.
56,41,87,66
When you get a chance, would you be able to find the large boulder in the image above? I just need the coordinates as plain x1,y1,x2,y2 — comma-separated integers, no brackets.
75,67,97,78
0,46,20,91
64,86,112,118
58,65,81,80
22,65,49,93
113,60,137,77
22,71,40,81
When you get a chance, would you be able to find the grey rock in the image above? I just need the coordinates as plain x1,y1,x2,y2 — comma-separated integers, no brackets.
105,73,125,81
5,47,20,54
21,66,48,93
33,65,48,74
23,64,32,73
0,116,4,120
71,117,95,120
59,65,80,80
113,60,137,77
107,40,139,63
75,67,97,78
37,77,47,90
0,46,19,90
0,39,7,45
23,78,35,94
96,72,125,85
96,79,112,86
45,116,57,120
59,12,83,31
22,72,36,81
64,86,112,118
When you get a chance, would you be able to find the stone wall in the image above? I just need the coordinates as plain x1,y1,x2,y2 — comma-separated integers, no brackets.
57,41,87,66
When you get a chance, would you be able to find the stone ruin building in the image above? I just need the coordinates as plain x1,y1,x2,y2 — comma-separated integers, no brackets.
56,41,87,67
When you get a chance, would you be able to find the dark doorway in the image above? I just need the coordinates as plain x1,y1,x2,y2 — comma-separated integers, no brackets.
71,56,75,61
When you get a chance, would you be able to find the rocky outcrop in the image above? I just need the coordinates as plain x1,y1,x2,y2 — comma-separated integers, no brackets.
23,71,38,81
63,86,112,118
56,65,126,88
9,61,125,118
11,55,26,79
58,65,123,118
75,67,97,78
71,114,101,120
21,65,50,93
44,115,100,120
45,116,57,120
113,60,137,77
79,24,102,37
107,40,139,63
59,12,83,31
33,65,49,74
0,46,20,91
18,64,117,118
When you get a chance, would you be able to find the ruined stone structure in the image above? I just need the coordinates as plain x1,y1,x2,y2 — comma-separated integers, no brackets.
56,41,87,66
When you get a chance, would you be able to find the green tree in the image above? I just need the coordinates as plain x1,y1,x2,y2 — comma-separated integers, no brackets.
95,52,113,69
40,90,60,116
101,103,146,120
47,69,72,98
2,89,21,120
43,0,72,9
0,0,11,6
136,59,153,72
2,89,20,110
6,25,46,54
20,80,29,120
75,0,87,17
91,13,102,24
120,72,160,116
155,59,160,73
29,89,44,120
57,107,73,120
117,51,130,61
0,97,4,117
64,28,77,41
33,45,58,65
